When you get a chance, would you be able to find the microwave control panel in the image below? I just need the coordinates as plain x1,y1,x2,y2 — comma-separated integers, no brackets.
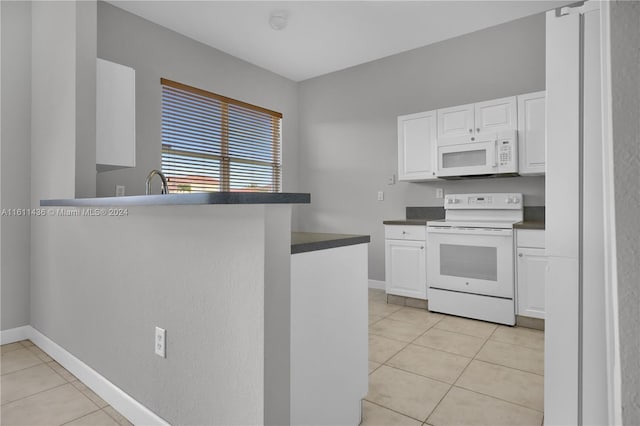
498,140,513,166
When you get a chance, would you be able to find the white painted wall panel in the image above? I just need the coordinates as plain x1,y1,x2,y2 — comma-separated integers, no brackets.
291,244,368,426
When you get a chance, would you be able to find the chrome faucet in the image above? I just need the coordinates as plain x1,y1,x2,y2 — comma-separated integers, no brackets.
145,169,169,195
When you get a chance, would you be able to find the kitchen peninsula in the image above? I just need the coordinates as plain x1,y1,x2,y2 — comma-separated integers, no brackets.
36,193,369,426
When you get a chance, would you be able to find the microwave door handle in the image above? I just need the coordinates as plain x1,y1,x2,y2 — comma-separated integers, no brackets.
493,139,498,168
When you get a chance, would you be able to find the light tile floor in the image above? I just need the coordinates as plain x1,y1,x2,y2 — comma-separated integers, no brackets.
1,293,543,426
0,340,131,426
365,289,545,426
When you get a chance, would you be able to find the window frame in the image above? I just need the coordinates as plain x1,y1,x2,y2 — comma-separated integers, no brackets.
160,78,282,193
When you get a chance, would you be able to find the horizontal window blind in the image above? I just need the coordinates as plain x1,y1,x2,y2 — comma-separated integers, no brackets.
161,78,282,193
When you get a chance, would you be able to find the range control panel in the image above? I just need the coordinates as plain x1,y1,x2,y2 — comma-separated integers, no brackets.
445,193,523,209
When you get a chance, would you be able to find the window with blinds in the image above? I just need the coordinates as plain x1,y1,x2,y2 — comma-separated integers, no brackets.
161,78,282,193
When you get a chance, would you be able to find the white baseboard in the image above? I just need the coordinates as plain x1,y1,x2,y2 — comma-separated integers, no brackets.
0,325,31,344
3,325,169,426
368,279,386,291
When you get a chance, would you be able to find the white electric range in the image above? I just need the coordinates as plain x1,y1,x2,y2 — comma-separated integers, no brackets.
426,193,523,325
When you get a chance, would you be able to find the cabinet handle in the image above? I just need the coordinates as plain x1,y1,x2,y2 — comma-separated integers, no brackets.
468,128,473,133
471,137,475,141
477,128,480,132
420,246,424,250
518,253,524,257
402,231,406,234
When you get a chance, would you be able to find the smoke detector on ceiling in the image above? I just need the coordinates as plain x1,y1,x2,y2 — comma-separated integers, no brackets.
269,10,288,31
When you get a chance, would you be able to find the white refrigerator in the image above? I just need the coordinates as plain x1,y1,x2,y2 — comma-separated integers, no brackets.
545,2,608,425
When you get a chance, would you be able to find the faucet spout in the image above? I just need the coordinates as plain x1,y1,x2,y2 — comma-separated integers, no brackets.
145,169,169,195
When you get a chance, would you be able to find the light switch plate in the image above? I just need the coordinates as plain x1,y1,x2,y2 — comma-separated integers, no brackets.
115,185,125,197
377,191,384,201
436,188,444,199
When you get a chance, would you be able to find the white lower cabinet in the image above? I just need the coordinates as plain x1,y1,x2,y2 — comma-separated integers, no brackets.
385,226,427,300
516,230,547,319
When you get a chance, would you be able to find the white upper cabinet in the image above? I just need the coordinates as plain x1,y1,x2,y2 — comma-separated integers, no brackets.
474,96,517,135
437,103,474,139
96,58,136,172
437,96,516,143
517,91,546,175
397,111,438,181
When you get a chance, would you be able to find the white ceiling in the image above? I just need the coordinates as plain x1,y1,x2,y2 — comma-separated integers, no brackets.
108,1,568,82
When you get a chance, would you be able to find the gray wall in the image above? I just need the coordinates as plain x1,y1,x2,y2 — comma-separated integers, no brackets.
1,1,31,330
611,1,640,423
297,13,546,281
96,2,300,202
31,205,277,425
30,0,78,207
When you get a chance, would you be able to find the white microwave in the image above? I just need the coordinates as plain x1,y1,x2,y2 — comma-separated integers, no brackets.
436,130,518,178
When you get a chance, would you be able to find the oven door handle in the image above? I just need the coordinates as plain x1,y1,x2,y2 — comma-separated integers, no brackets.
427,226,513,237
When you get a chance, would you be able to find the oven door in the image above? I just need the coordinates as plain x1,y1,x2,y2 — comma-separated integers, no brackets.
427,226,514,298
437,140,497,177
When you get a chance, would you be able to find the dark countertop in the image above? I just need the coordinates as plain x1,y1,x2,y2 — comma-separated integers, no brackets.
514,221,546,230
40,192,311,207
382,219,428,226
291,232,370,254
384,206,445,226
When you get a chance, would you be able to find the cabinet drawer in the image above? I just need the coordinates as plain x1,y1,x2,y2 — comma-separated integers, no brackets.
517,230,546,249
385,225,426,241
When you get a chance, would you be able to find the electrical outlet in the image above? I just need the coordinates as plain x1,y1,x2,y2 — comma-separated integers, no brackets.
377,191,384,201
436,188,444,199
155,327,166,358
115,185,125,197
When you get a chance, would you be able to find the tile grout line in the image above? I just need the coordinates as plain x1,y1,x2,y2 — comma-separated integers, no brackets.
420,317,493,424
486,335,545,352
452,382,545,414
423,323,498,424
0,358,47,377
59,407,104,426
450,325,545,414
372,309,451,421
47,360,78,382
364,398,431,424
0,345,27,355
103,406,131,425
1,363,102,414
471,357,544,377
0,381,70,407
1,343,127,425
377,364,457,388
369,293,546,421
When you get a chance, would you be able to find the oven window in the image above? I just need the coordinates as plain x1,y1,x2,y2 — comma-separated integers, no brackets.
440,244,497,281
442,149,486,169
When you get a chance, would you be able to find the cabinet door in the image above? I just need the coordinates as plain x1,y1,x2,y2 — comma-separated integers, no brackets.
437,104,474,139
96,58,136,171
397,111,438,181
516,247,547,319
517,91,546,175
385,239,427,299
474,96,517,134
